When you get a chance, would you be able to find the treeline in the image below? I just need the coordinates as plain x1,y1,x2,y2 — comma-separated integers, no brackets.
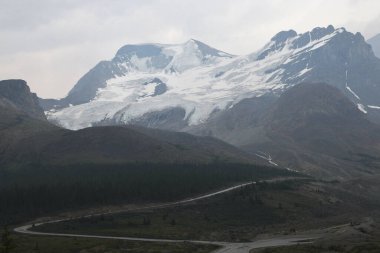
0,162,295,225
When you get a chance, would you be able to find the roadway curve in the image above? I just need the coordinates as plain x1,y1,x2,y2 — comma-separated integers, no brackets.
14,177,316,253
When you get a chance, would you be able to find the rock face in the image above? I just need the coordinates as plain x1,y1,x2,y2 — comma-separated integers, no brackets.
192,83,380,179
43,26,380,130
0,79,46,120
259,83,380,179
367,33,380,58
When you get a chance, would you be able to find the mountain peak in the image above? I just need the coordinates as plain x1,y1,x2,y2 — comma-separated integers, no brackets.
310,25,335,37
115,43,163,59
46,26,380,131
269,25,342,45
114,39,232,60
186,38,199,44
186,39,233,58
270,30,297,43
257,25,353,61
307,25,347,41
0,79,46,120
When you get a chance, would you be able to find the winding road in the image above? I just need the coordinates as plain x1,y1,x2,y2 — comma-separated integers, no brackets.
14,177,317,253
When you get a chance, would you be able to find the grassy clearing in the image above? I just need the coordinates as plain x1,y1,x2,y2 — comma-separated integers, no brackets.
7,234,219,253
34,179,371,242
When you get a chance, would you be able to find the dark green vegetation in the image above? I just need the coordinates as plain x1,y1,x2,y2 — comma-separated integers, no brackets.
0,79,291,225
3,80,380,252
0,163,294,225
5,234,218,253
1,227,15,253
34,179,378,242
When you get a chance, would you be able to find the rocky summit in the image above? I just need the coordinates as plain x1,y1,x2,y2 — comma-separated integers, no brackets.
42,26,380,131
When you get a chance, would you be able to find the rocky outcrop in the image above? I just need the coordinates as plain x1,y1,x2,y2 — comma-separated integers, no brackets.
0,79,46,120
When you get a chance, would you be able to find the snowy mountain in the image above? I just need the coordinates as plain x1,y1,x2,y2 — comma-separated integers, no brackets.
44,25,380,130
0,79,256,168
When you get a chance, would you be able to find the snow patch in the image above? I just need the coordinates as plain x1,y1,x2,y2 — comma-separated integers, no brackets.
347,86,361,100
255,151,279,167
345,69,360,100
296,67,312,77
357,103,367,114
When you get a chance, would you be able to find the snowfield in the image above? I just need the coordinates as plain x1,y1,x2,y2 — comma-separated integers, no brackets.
47,28,355,129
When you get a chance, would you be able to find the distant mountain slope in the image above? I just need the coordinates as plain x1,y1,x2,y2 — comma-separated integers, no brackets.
0,79,46,120
1,118,255,169
43,25,380,129
0,80,60,160
0,80,256,167
14,126,254,166
367,33,380,58
191,83,380,179
252,83,380,178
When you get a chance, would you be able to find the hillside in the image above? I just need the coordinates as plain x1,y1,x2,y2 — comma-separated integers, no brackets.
0,80,257,167
192,83,380,179
0,79,287,224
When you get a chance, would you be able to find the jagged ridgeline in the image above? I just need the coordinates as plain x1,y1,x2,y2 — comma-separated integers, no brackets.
37,26,380,179
43,25,380,130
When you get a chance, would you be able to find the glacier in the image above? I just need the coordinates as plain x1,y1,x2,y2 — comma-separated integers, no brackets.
47,26,368,130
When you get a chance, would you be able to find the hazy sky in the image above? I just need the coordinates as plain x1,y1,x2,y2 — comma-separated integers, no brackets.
2,0,380,98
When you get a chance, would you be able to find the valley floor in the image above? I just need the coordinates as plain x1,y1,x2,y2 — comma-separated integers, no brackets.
12,177,380,253
11,234,219,253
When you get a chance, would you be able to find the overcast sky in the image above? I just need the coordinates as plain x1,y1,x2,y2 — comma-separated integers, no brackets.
2,0,380,98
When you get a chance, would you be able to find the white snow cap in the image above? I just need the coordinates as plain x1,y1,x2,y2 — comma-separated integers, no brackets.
48,26,349,130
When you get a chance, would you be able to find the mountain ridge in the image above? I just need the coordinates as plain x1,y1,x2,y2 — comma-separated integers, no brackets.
0,79,258,168
189,82,380,179
0,79,47,121
31,26,380,178
40,39,233,109
43,25,380,130
367,33,380,58
244,83,380,178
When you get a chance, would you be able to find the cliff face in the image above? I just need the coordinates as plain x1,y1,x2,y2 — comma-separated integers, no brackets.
0,79,47,121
